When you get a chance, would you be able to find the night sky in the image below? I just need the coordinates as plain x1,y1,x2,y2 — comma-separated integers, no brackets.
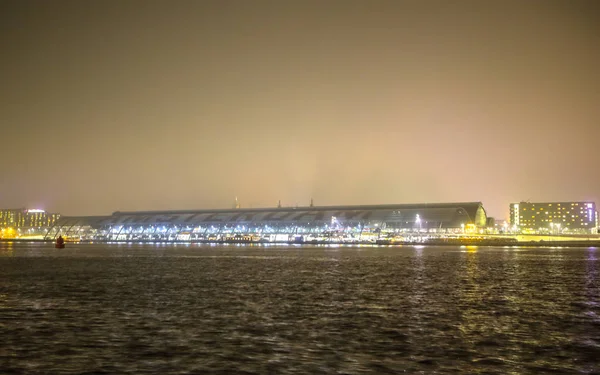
1,0,598,218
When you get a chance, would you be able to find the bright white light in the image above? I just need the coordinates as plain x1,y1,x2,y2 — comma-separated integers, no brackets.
27,209,45,213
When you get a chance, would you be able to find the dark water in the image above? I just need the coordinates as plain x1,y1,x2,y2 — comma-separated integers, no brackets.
1,242,599,374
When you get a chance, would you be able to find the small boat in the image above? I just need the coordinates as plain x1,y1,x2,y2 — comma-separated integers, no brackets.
55,236,65,249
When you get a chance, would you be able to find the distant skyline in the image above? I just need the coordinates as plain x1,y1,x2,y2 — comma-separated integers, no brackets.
1,0,599,218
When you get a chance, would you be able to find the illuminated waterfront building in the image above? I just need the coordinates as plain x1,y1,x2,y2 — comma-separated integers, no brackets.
0,208,61,238
509,202,598,234
0,208,60,228
44,202,487,242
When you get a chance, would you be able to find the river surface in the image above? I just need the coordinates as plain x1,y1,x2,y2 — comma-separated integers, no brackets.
1,242,599,374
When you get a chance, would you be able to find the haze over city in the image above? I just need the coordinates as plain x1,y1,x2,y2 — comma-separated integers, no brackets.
1,0,598,218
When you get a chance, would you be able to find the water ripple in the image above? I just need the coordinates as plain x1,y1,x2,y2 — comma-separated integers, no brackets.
1,243,599,374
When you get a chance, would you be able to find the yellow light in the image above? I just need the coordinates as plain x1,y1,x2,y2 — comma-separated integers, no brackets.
1,227,17,239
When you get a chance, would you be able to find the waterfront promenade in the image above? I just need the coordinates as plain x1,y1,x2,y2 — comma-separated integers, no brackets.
3,234,600,247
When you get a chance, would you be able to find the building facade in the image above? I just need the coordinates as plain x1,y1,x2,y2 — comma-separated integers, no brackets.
509,202,598,234
44,202,487,243
0,208,60,228
0,208,60,238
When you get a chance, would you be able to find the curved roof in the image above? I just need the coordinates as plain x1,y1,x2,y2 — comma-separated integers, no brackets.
51,202,486,229
114,202,483,216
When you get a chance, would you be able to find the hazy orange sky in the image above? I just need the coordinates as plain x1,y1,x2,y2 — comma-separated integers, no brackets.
1,0,598,218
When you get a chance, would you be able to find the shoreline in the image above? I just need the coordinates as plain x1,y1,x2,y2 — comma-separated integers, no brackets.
2,238,599,248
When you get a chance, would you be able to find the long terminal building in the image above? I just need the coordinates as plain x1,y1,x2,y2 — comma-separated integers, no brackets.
43,202,488,242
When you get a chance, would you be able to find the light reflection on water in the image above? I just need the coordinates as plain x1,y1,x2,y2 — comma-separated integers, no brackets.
1,242,599,374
